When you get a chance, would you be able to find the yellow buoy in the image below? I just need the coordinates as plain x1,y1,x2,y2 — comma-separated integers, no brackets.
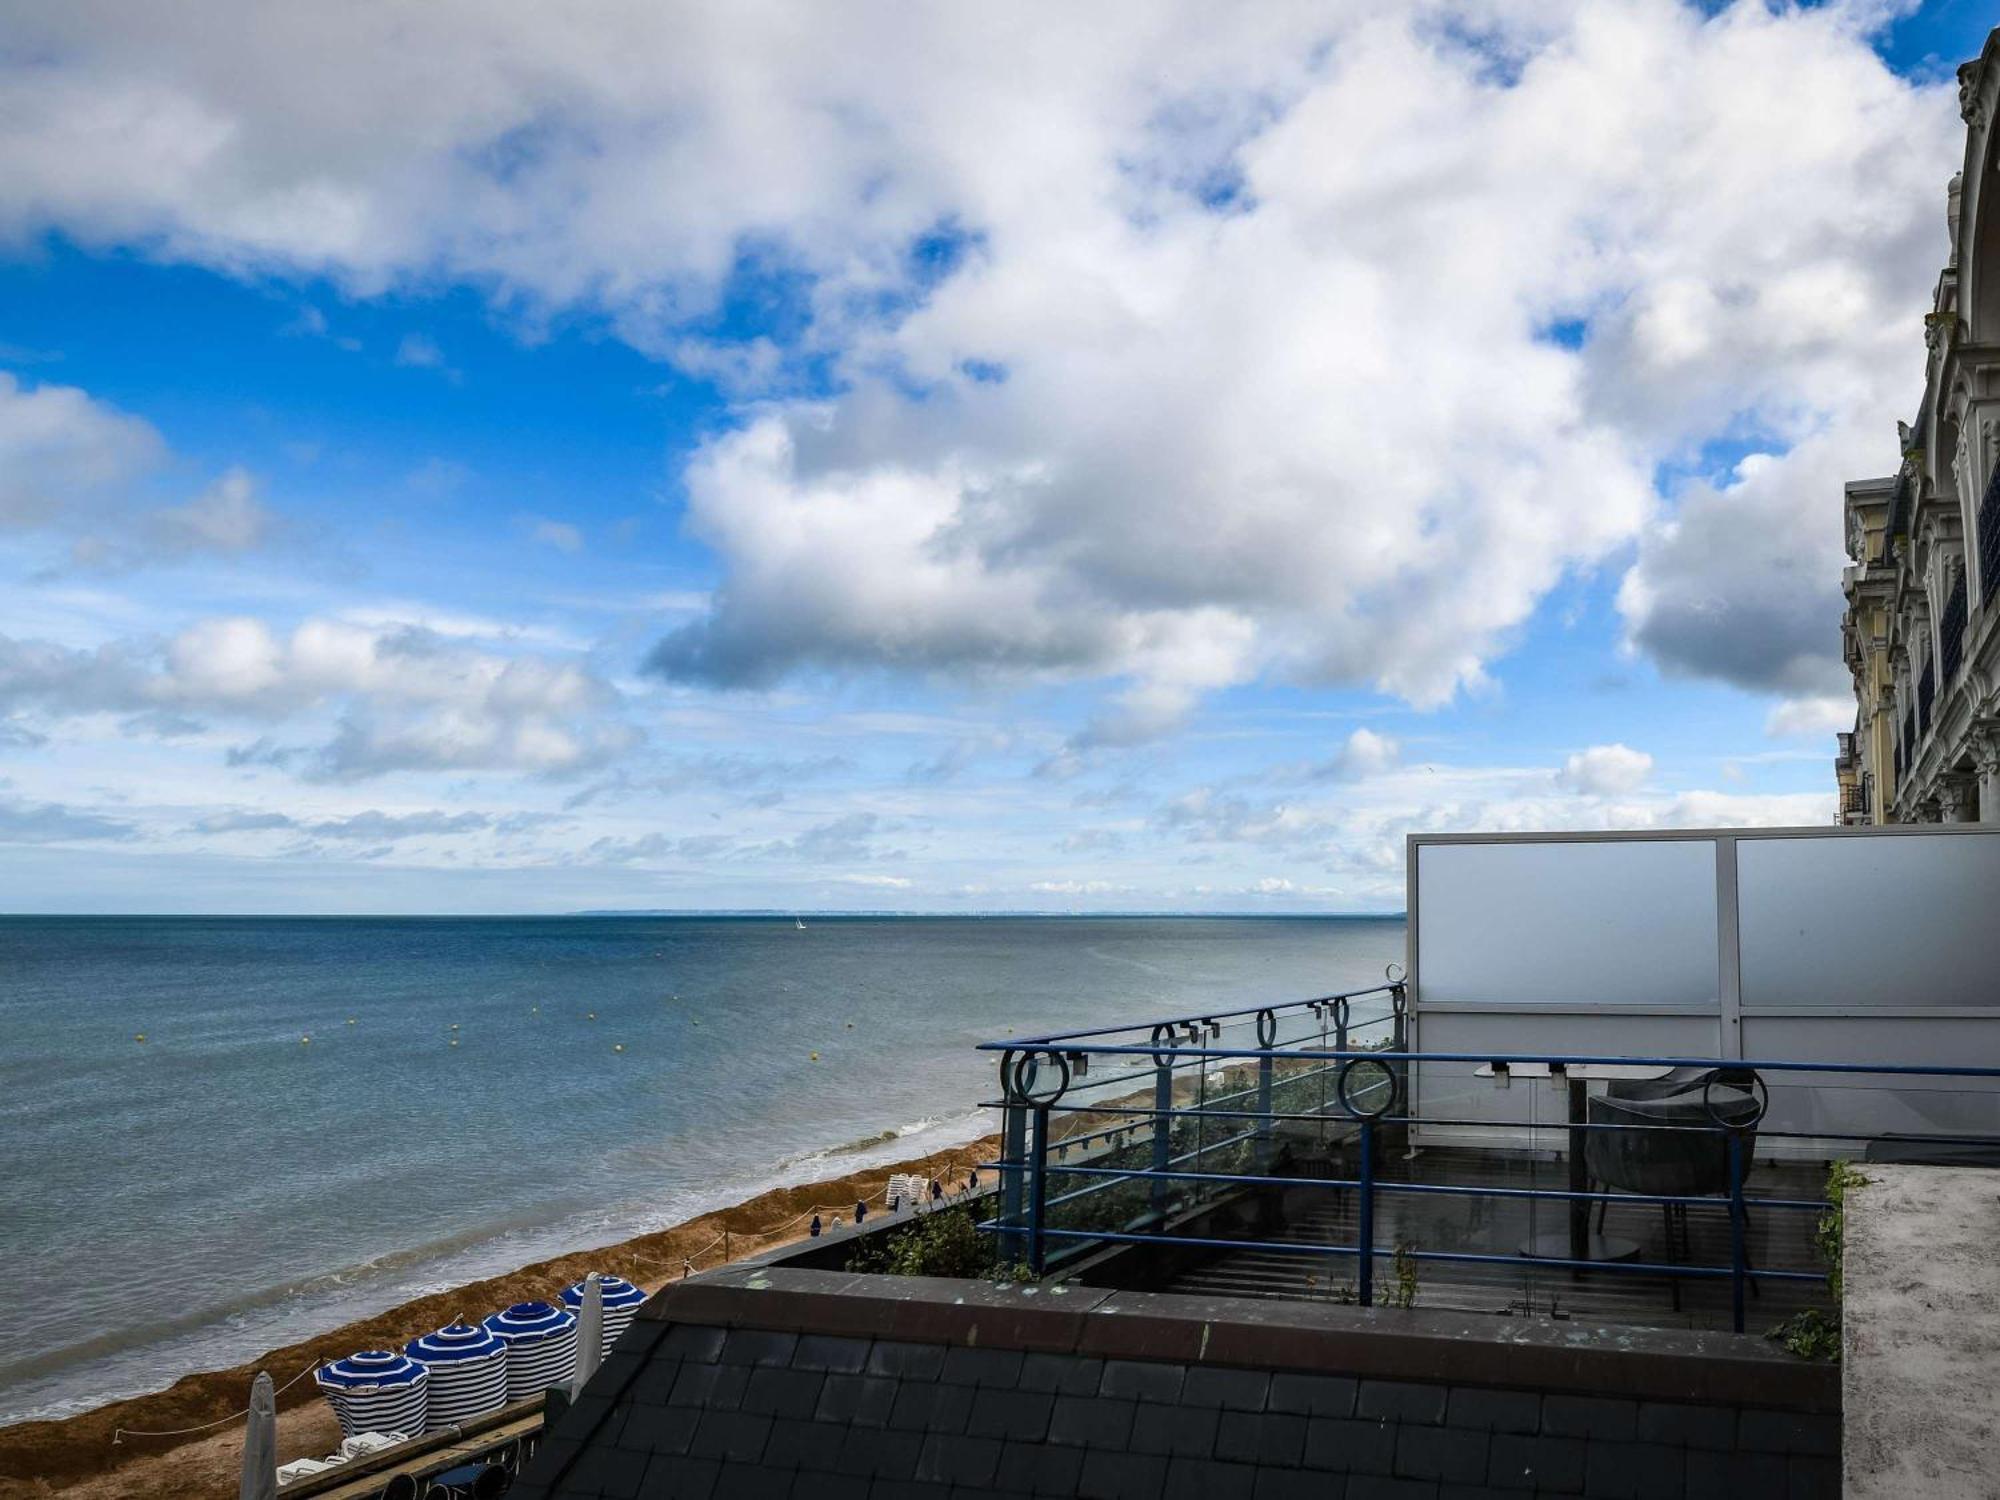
301,1035,311,1045
134,1033,146,1043
613,1043,625,1054
810,1051,820,1062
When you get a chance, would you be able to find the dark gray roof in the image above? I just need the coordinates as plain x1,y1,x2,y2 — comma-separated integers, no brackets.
510,1268,1838,1499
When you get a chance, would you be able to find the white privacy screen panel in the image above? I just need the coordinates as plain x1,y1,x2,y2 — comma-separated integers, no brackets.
1415,839,1720,1009
1738,834,2000,1009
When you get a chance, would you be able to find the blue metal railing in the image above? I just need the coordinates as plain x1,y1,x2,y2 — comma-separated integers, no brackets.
974,985,2000,1333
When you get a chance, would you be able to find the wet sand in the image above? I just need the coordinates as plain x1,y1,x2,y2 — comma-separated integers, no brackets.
0,1135,996,1499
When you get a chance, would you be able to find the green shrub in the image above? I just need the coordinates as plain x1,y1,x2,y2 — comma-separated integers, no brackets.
1769,1308,1842,1361
845,1207,1009,1280
1819,1159,1868,1301
1767,1159,1868,1362
1384,1242,1419,1309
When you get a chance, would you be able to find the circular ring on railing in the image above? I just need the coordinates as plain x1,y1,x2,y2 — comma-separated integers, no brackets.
1384,961,1406,984
1004,1048,1072,1106
1703,1069,1767,1130
1330,995,1350,1033
1150,1024,1180,1071
1255,1008,1278,1048
1336,1055,1397,1120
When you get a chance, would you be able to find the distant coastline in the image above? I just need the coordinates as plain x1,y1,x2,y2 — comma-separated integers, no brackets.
1,909,1407,921
566,908,1409,919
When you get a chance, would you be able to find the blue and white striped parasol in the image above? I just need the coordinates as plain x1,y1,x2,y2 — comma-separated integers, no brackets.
560,1274,646,1358
313,1350,428,1440
481,1301,577,1403
404,1321,508,1430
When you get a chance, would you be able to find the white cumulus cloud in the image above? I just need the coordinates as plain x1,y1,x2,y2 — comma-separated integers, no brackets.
0,373,281,568
0,615,637,780
1555,743,1655,797
0,1,1955,724
1765,694,1854,738
0,371,165,529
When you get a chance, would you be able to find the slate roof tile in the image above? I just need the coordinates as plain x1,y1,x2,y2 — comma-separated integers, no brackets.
523,1309,1839,1500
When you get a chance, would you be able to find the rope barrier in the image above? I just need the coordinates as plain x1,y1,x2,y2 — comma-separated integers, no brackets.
113,1360,320,1443
664,1150,981,1269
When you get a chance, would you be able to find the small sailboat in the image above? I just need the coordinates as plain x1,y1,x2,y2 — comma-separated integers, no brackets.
794,916,807,930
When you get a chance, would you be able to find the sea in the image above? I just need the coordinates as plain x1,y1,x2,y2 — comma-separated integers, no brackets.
0,913,1404,1426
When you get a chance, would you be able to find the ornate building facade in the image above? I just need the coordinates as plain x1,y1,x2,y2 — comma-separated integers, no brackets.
1841,30,2000,826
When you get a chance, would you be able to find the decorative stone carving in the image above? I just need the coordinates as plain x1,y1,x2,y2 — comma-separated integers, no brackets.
1936,777,1977,822
1972,725,2000,826
1960,59,1988,128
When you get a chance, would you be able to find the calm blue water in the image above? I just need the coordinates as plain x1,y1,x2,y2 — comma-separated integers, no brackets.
0,914,1403,1423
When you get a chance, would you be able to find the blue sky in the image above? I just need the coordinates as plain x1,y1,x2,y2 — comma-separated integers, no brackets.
0,1,1983,913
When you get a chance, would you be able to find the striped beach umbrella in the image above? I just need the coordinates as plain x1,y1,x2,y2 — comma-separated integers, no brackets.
404,1322,509,1430
481,1301,577,1403
313,1350,428,1440
560,1274,646,1358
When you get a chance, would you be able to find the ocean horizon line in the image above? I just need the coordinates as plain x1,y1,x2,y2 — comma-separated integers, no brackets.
0,908,1409,921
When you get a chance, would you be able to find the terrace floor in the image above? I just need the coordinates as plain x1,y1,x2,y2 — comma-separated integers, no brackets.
1160,1144,1834,1336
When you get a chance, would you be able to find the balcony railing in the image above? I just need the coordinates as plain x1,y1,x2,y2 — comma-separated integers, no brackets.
980,991,2000,1335
1942,572,1968,686
1839,782,1865,817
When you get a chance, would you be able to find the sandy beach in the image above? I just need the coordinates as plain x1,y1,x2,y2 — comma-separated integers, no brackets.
0,1134,997,1500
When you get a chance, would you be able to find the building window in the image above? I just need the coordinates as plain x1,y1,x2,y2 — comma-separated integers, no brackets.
1918,660,1935,739
1942,570,1968,685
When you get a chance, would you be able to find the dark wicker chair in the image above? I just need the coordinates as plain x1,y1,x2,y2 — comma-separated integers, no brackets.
1605,1065,1760,1104
1584,1077,1760,1310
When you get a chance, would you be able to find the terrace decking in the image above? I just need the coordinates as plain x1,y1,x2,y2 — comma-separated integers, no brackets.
1157,1146,1833,1336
